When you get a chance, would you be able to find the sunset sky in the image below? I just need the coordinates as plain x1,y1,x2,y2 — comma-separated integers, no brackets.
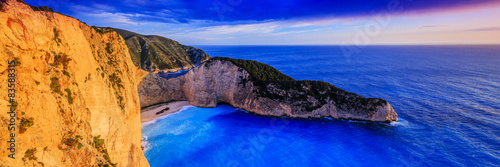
24,0,500,45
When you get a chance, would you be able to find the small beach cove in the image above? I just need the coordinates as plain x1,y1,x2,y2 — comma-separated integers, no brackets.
141,101,192,123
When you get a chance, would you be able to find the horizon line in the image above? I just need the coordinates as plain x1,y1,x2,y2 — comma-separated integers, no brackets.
192,44,500,46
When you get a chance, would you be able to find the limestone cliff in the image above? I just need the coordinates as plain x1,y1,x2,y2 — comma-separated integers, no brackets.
113,28,211,72
138,58,398,122
0,0,148,166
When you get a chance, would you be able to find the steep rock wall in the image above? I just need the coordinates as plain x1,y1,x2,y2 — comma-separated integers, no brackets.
0,1,149,166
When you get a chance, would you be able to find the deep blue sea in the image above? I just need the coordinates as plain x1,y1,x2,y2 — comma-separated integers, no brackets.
141,45,500,167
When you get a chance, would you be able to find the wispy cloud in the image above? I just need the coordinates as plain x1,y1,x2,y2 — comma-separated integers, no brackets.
85,12,141,25
467,27,500,31
201,23,279,35
24,0,500,24
91,3,116,11
419,25,448,29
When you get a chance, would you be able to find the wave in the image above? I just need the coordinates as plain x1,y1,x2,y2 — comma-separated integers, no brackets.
141,135,151,153
390,118,408,127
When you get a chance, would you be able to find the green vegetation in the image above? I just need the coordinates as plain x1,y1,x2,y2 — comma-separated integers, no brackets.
108,73,123,88
93,135,105,150
19,117,34,134
77,143,83,149
63,70,70,77
105,43,113,54
93,135,116,166
210,57,388,112
62,136,79,147
22,148,37,161
61,134,83,150
15,58,21,65
107,55,117,66
64,88,73,104
108,73,125,110
91,26,113,34
113,28,210,71
102,149,115,167
91,26,103,34
30,5,54,12
50,77,62,95
53,28,61,46
209,57,294,82
35,80,40,85
53,52,71,69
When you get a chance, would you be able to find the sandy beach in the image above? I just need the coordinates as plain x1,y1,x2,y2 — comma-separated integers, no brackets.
141,101,191,123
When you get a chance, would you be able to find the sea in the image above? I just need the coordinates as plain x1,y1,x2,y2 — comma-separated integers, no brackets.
141,45,500,167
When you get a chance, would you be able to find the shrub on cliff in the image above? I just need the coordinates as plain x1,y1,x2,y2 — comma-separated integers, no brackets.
63,70,70,77
105,43,113,54
53,53,71,69
209,57,294,82
30,5,54,12
19,117,34,134
62,136,79,147
91,26,113,34
93,135,116,166
65,88,73,104
22,148,37,161
53,28,62,46
50,77,62,95
93,135,105,151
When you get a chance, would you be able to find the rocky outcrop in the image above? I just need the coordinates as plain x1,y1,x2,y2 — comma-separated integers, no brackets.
0,0,148,166
138,58,398,122
113,28,211,72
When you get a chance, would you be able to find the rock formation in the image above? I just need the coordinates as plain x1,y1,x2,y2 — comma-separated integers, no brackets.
138,58,398,122
0,0,148,166
113,28,211,72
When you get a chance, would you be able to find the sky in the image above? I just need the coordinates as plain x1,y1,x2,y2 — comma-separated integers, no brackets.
24,0,500,45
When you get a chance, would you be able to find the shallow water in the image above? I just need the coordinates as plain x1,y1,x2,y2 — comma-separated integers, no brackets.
142,45,500,167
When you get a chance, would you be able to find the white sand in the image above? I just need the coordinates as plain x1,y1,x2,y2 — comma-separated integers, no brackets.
140,101,191,123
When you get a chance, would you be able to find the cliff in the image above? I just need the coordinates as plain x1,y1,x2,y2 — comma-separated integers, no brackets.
0,0,148,166
113,28,211,72
138,57,398,122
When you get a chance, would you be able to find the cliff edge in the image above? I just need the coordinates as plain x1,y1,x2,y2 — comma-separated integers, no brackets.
0,0,148,166
139,57,397,122
113,28,211,72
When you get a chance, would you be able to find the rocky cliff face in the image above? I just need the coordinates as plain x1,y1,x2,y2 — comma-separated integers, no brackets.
113,28,211,72
139,58,398,122
0,0,148,166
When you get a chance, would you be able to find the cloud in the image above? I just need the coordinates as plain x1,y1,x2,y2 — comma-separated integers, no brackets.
467,27,500,31
201,23,279,35
84,12,142,26
24,0,500,24
91,3,116,11
419,25,448,29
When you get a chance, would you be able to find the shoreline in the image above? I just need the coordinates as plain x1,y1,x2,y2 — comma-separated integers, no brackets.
140,101,191,123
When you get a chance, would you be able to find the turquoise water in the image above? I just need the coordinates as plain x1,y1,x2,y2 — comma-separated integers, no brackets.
142,45,500,166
